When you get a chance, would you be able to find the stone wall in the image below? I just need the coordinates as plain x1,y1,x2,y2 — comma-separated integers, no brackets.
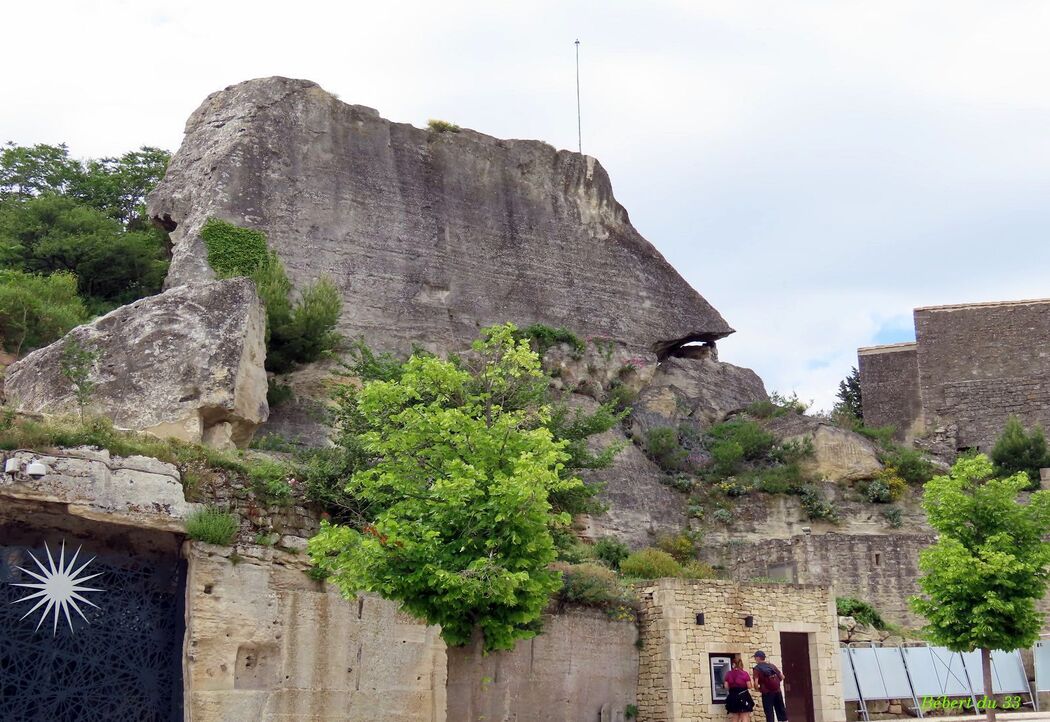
915,299,1050,451
857,343,920,441
714,533,934,628
857,298,1050,454
635,579,845,722
446,608,638,722
0,447,448,722
185,543,447,721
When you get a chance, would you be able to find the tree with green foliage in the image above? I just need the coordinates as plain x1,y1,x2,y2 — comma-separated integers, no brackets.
0,142,172,317
308,324,584,650
75,146,171,226
0,142,170,226
60,338,101,420
910,455,1050,722
0,195,168,311
331,332,620,523
0,269,87,356
991,416,1050,491
0,143,83,199
834,366,863,420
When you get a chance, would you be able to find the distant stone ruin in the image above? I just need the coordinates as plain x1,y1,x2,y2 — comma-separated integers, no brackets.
858,297,1050,453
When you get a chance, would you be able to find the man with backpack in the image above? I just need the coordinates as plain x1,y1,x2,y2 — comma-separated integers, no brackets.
752,650,789,722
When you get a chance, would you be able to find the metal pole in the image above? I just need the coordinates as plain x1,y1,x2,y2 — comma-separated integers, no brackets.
574,39,582,154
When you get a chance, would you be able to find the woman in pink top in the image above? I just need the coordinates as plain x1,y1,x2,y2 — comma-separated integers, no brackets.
724,656,755,721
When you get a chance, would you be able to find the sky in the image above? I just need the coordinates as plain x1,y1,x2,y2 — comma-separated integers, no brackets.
4,1,1050,410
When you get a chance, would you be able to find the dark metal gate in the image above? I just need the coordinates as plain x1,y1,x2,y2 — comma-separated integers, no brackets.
0,539,185,721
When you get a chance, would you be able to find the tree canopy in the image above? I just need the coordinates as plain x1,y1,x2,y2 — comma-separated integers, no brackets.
0,142,171,353
308,324,607,651
910,454,1050,720
834,366,863,420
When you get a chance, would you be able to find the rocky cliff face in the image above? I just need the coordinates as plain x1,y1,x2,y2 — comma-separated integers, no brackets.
4,279,268,447
148,76,732,357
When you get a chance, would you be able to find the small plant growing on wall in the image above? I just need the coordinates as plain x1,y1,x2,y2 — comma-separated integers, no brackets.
185,505,239,546
60,338,100,420
426,118,460,133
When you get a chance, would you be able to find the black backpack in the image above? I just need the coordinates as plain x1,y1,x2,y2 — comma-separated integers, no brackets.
756,662,782,692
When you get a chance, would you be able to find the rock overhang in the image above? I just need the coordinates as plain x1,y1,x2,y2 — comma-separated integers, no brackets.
148,75,735,357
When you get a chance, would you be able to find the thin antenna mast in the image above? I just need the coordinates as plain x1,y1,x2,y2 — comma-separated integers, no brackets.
575,39,582,154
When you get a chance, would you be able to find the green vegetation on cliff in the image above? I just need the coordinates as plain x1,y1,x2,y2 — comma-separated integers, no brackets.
309,324,586,651
0,143,171,353
200,217,342,372
991,416,1050,490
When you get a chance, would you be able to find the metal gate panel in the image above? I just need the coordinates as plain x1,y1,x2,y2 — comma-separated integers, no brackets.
0,539,185,721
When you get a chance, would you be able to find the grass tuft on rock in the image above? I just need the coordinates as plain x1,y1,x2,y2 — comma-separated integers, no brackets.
186,505,239,545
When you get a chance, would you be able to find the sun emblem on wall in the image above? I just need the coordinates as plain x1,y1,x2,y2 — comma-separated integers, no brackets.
9,541,104,635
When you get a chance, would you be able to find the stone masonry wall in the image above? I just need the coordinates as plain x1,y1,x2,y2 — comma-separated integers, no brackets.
446,608,638,722
858,343,921,441
185,543,447,722
0,447,448,722
914,299,1050,451
715,533,934,628
635,579,845,722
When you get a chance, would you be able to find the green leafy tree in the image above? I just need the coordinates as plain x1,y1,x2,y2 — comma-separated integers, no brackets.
308,324,585,651
0,195,168,311
1,142,170,226
834,366,863,420
0,269,87,356
74,147,171,226
60,337,101,420
0,142,83,199
910,455,1050,722
991,416,1050,490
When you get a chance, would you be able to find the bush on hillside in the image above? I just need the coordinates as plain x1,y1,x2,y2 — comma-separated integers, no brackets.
991,416,1050,490
0,269,87,355
836,596,887,630
186,506,239,546
619,548,683,579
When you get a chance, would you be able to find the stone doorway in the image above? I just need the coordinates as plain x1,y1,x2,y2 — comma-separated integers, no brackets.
780,631,816,722
0,503,186,721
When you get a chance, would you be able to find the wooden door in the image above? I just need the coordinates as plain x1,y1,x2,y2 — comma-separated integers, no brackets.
779,632,815,722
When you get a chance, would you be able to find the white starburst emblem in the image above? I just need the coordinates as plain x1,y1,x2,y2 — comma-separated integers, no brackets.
9,541,104,635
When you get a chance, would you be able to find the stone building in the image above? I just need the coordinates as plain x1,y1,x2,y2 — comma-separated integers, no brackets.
858,297,1050,451
635,579,846,722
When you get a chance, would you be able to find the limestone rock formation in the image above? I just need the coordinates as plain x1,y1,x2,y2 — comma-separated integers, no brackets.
4,278,268,447
148,76,733,357
631,353,768,436
767,414,882,482
569,396,688,547
3,447,195,533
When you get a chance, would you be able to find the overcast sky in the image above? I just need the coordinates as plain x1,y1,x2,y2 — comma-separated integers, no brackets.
5,1,1049,409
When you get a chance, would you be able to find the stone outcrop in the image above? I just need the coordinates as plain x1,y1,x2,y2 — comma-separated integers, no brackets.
2,447,195,533
767,414,882,482
4,278,268,448
148,76,733,357
631,353,768,436
568,396,689,547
